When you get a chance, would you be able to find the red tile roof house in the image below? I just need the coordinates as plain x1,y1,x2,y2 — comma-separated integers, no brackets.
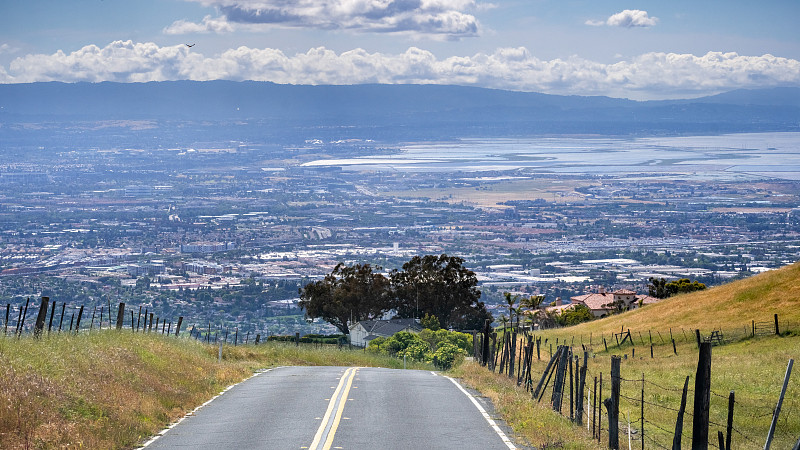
570,287,660,318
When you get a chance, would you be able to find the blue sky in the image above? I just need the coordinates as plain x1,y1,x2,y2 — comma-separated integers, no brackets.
1,0,798,99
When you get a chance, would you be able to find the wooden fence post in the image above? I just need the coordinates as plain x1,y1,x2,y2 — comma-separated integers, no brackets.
726,391,734,450
692,342,712,450
17,298,30,337
604,356,621,450
536,337,541,360
59,303,65,332
255,334,261,345
116,302,125,330
774,314,780,335
33,297,49,338
598,372,603,443
482,319,491,366
641,373,645,450
492,333,499,371
533,347,560,399
695,329,702,348
510,332,518,379
48,299,56,333
593,376,598,439
4,303,8,335
569,354,575,419
175,316,183,336
765,359,794,450
295,331,299,346
552,346,569,412
74,305,84,334
576,352,587,426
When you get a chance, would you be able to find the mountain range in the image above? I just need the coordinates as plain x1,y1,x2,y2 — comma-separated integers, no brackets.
1,82,798,137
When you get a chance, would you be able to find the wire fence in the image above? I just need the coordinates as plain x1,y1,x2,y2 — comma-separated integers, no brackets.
473,315,799,449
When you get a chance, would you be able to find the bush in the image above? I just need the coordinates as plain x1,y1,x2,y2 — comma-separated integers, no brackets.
400,341,431,362
431,342,466,370
368,329,471,369
556,304,594,327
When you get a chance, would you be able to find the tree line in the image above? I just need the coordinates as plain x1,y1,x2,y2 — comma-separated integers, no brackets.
298,254,491,335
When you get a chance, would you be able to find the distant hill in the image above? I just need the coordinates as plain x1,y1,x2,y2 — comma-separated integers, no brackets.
1,81,798,137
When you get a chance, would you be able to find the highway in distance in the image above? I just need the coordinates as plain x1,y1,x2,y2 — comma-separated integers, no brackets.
142,366,521,449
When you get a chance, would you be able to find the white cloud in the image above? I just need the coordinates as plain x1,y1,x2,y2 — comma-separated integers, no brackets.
0,43,20,55
163,15,234,34
169,0,481,37
588,9,658,28
2,41,799,99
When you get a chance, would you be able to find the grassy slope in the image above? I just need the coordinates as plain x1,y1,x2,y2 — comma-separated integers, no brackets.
2,264,797,449
0,333,430,449
454,261,800,449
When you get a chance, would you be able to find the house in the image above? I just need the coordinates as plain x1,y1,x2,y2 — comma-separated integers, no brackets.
570,287,659,318
349,318,423,347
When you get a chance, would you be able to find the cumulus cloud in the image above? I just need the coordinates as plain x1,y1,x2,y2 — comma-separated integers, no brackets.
163,15,234,34
587,9,658,28
165,0,481,37
2,40,799,99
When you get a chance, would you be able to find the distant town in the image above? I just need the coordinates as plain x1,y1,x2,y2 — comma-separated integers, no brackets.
2,127,798,337
1,83,799,337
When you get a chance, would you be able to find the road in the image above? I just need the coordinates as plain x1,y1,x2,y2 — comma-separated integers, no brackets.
142,366,520,449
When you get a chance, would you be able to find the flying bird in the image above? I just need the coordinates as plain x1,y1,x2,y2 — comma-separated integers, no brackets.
185,43,195,48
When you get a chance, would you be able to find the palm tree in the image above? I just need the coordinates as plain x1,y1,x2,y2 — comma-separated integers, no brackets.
503,292,518,332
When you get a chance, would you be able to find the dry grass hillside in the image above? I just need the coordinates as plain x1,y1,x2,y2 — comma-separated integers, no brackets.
561,260,800,337
455,261,800,449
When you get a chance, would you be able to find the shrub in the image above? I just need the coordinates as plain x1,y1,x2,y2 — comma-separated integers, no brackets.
431,342,466,370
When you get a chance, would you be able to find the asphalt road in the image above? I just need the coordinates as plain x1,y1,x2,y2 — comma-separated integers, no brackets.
143,366,520,450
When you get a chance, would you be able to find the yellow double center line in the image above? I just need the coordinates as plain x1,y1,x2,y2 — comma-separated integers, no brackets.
308,367,358,450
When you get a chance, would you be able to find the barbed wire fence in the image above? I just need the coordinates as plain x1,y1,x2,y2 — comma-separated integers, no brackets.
473,315,799,449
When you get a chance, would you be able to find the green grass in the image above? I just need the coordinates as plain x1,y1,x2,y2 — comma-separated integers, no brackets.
461,261,800,449
0,331,431,449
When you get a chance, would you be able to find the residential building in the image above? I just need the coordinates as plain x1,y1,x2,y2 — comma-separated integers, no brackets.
349,318,423,347
570,287,659,318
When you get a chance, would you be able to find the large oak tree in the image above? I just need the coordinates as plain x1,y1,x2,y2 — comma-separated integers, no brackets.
298,263,391,335
391,254,491,330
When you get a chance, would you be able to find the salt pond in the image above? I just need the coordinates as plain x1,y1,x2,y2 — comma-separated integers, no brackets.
302,132,800,180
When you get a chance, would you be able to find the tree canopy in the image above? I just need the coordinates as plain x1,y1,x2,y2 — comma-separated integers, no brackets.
298,263,391,335
391,254,491,330
648,277,707,299
300,254,492,334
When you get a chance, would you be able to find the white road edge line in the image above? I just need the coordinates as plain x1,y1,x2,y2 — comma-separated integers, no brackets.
443,375,517,450
138,366,284,449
